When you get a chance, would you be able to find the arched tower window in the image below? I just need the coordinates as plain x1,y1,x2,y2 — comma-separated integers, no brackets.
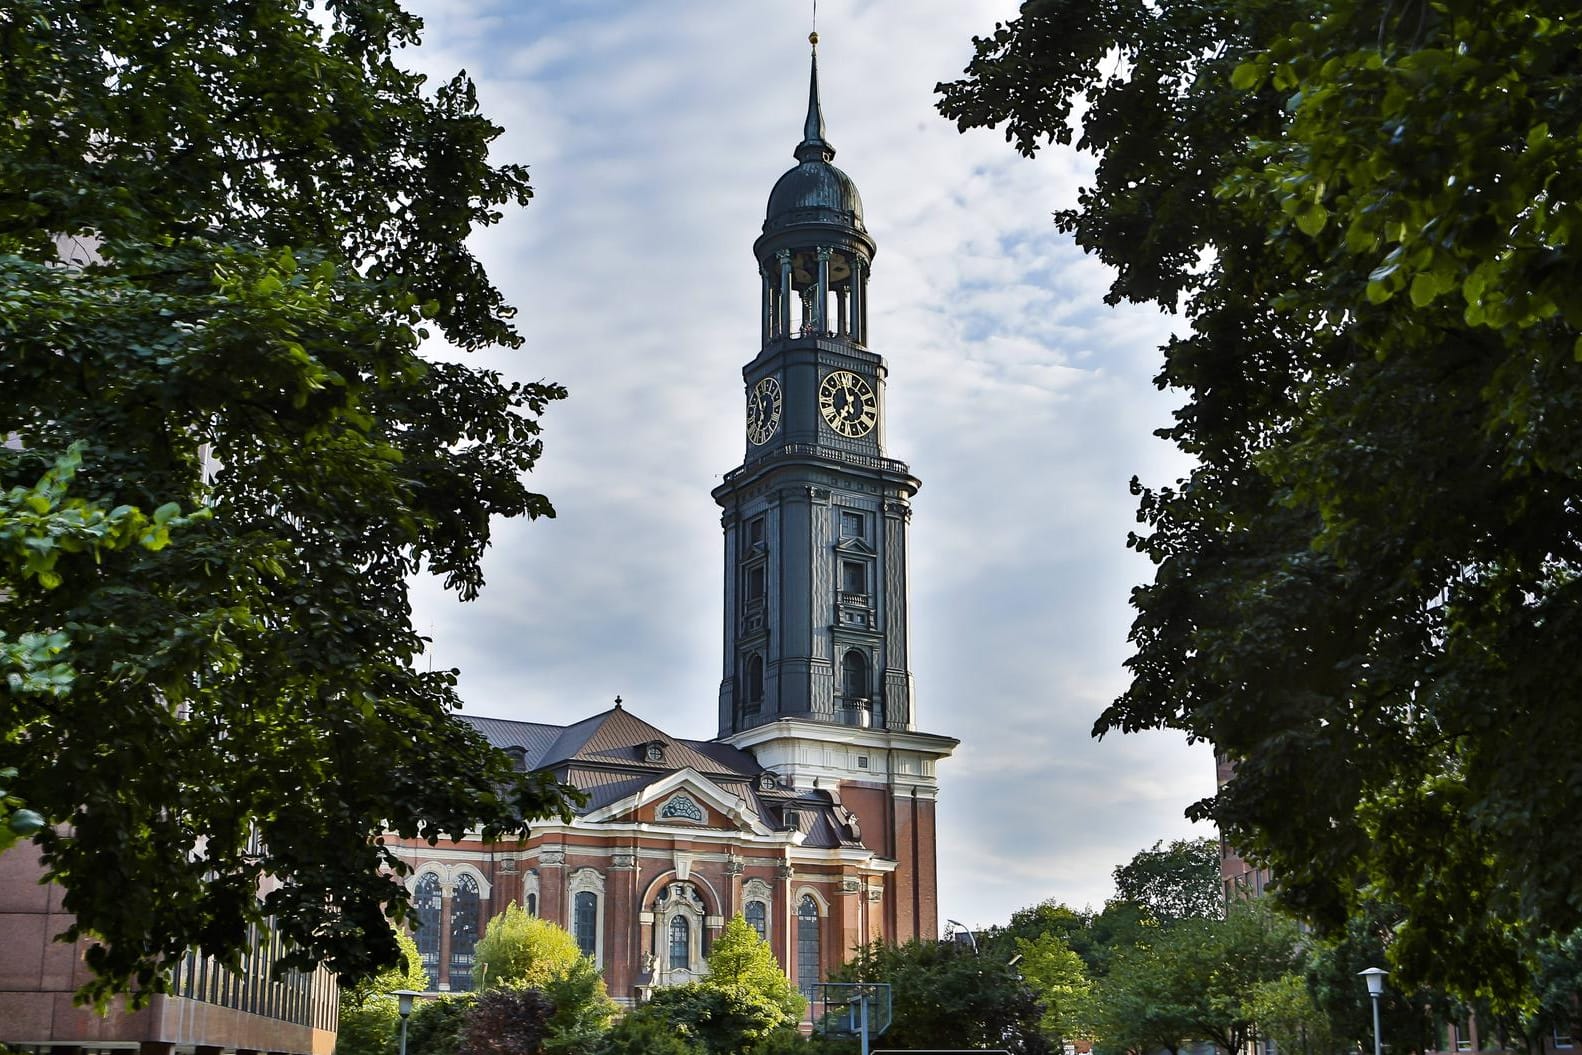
747,654,764,713
841,650,869,725
450,872,481,992
574,891,598,958
669,915,690,969
412,873,442,988
797,894,821,996
525,892,537,916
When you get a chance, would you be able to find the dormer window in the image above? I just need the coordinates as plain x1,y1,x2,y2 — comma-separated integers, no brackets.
644,741,665,764
505,747,528,772
758,772,777,792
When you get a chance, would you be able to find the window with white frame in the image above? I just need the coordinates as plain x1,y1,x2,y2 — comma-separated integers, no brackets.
797,894,821,996
569,868,605,965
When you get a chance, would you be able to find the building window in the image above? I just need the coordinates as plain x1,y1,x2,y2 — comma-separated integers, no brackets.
797,895,821,995
413,872,442,988
841,650,869,721
840,510,864,539
749,516,765,547
574,891,598,959
841,560,867,596
450,872,481,992
670,915,690,970
746,654,764,711
745,900,767,941
525,892,537,916
659,792,705,822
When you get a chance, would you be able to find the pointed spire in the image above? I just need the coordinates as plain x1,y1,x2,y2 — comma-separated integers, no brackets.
795,32,836,164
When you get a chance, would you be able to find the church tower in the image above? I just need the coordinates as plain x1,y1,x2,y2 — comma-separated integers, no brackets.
713,37,957,942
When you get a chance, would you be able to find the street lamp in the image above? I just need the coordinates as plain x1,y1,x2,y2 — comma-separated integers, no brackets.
1359,967,1387,1055
945,918,978,955
393,989,423,1055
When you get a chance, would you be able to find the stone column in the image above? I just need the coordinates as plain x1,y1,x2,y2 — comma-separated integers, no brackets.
762,265,774,345
777,250,793,337
836,288,848,337
848,257,863,344
438,880,453,991
815,247,831,334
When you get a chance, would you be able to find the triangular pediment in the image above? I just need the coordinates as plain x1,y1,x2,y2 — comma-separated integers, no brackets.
581,768,776,836
834,536,876,556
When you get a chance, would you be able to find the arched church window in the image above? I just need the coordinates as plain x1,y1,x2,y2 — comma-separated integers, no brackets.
525,892,537,916
842,650,867,698
574,891,598,958
747,654,764,710
745,900,767,940
669,915,690,970
450,872,481,992
413,872,442,988
797,895,821,996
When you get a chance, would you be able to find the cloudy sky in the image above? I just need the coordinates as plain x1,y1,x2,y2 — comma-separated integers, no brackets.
399,0,1216,929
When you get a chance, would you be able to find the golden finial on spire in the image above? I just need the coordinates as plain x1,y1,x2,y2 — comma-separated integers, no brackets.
809,31,818,46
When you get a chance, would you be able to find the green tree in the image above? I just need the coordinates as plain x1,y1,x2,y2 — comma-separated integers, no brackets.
335,930,430,1055
1093,902,1300,1055
475,907,588,992
539,956,617,1055
835,938,1050,1055
344,930,430,1011
1111,838,1223,924
407,996,476,1055
1247,973,1335,1055
595,1011,705,1055
1302,902,1443,1055
1016,931,1093,1048
939,0,1582,1005
635,984,801,1055
1,0,578,1005
703,915,805,1023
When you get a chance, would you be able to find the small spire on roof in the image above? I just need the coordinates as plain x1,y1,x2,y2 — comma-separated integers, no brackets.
614,695,623,708
795,31,836,164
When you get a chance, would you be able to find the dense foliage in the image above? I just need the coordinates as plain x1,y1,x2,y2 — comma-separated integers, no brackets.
835,938,1050,1055
475,907,590,992
626,917,803,1055
1110,837,1222,924
939,0,1582,1003
0,0,576,1005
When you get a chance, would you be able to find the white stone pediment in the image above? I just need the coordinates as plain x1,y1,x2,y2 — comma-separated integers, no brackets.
582,767,775,836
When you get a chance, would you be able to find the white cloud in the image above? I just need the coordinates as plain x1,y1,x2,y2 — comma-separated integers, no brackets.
401,0,1214,923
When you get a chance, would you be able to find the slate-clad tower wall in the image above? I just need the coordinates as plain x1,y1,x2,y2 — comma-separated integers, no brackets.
713,38,956,946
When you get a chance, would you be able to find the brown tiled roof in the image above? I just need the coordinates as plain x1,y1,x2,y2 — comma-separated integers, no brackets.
457,707,852,847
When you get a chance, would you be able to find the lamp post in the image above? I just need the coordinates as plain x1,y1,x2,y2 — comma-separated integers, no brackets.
393,989,422,1055
1359,967,1387,1055
945,918,978,955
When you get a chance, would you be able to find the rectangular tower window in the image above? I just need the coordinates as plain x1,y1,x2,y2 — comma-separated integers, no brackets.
839,510,864,539
749,516,765,547
747,564,766,602
841,560,867,596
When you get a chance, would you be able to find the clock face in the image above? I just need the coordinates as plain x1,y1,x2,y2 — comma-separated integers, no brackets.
746,376,783,445
819,370,877,438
